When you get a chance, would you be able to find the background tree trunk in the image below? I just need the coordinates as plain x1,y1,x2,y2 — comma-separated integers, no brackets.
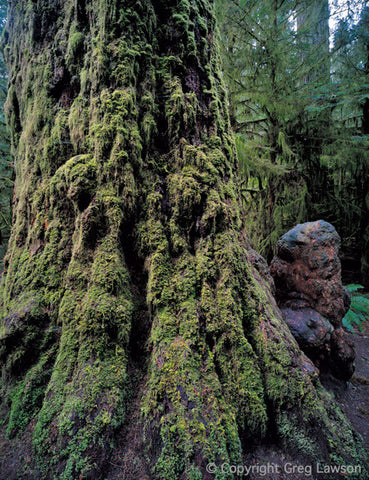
360,12,369,286
0,0,367,478
297,0,330,84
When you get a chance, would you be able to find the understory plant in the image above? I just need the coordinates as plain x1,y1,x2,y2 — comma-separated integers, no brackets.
342,284,369,332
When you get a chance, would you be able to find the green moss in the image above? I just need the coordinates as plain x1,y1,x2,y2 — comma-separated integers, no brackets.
33,212,133,475
68,96,90,151
66,30,84,68
6,344,57,437
278,412,319,457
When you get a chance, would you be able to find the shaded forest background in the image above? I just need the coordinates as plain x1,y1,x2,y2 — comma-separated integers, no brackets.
0,0,368,281
216,0,369,284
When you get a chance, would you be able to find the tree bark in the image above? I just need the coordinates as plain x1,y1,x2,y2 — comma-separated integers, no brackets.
360,13,369,286
0,1,367,479
296,0,330,84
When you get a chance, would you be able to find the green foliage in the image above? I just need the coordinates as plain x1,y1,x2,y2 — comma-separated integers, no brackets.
342,284,369,333
216,0,332,260
235,132,307,259
216,0,369,281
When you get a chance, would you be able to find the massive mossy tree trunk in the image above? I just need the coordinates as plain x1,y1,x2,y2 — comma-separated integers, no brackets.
0,1,367,479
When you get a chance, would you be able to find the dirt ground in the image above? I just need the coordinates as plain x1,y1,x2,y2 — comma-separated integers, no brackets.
334,325,369,450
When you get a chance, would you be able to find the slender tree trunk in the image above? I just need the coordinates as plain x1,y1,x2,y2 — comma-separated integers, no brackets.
358,98,369,286
360,20,369,286
295,0,334,224
297,0,330,84
0,1,367,479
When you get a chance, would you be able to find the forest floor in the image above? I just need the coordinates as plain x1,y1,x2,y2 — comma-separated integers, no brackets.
334,324,369,450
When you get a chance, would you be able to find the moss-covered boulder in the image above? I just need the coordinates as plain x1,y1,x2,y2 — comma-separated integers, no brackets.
270,220,355,380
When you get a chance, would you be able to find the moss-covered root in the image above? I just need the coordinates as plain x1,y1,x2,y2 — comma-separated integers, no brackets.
140,198,368,479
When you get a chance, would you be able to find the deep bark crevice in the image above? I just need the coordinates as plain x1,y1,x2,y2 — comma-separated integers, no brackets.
120,221,150,365
101,222,153,479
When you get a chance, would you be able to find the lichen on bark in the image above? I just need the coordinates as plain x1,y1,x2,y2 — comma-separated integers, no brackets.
0,0,368,479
